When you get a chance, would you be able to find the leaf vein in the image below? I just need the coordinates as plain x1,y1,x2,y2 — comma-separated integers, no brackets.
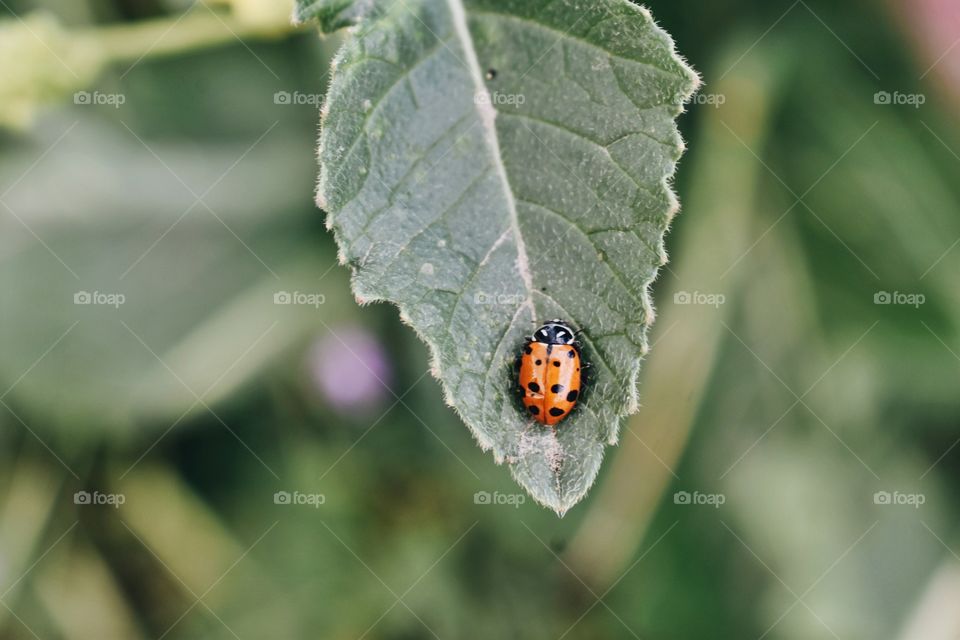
445,0,535,312
352,112,475,241
516,198,644,308
326,35,454,194
469,9,678,78
500,110,663,198
376,165,495,274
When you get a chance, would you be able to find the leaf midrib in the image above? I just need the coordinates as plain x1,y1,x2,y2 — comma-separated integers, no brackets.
444,0,535,318
446,0,632,420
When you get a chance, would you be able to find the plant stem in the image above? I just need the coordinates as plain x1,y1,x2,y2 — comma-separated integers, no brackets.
563,36,789,589
82,8,300,65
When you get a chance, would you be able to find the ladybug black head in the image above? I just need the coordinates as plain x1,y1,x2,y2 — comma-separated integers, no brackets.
533,320,576,345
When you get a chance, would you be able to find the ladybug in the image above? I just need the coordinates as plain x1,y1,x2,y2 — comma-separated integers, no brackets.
517,320,584,426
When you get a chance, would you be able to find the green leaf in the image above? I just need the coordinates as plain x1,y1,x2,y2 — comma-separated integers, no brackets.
0,119,347,434
292,0,373,31
309,0,698,513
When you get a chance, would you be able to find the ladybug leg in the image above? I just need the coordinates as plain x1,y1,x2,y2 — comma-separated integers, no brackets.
513,358,525,393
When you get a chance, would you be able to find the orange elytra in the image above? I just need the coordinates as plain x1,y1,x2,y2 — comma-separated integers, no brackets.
517,320,583,426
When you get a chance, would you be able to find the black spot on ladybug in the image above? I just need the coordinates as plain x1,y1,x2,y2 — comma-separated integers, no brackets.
549,407,565,417
524,345,532,355
567,350,576,358
528,405,539,415
528,382,540,393
486,68,497,80
567,390,579,402
535,359,542,365
551,384,563,393
553,361,561,367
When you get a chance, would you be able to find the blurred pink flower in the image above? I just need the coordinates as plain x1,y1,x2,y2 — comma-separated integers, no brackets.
308,328,392,415
896,0,960,100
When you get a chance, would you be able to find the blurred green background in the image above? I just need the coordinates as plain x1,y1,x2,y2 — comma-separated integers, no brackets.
2,0,960,638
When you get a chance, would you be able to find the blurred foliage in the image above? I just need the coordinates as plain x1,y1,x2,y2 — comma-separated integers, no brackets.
1,0,960,639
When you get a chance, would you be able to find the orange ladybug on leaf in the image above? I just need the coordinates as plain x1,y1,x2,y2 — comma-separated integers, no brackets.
517,320,585,426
